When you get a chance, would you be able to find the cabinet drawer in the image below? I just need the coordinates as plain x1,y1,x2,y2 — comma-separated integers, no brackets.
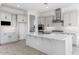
0,33,17,44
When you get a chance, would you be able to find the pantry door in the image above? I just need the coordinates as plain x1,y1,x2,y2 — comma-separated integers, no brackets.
18,23,26,40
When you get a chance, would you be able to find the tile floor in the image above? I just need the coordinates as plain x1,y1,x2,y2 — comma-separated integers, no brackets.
0,39,78,55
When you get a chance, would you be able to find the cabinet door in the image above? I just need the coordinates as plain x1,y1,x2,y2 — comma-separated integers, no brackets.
11,14,17,26
41,38,52,53
70,11,77,26
9,33,18,42
1,12,11,21
49,16,53,26
0,33,10,44
38,17,41,24
46,17,50,27
41,17,45,25
63,11,77,26
39,16,54,27
17,15,27,22
27,36,36,47
26,35,31,45
72,34,76,45
38,17,46,26
0,33,18,44
63,12,70,26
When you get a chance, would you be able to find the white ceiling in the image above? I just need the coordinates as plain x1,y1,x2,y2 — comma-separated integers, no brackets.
2,3,77,12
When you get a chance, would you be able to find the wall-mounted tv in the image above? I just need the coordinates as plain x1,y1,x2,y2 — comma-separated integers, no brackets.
1,21,11,26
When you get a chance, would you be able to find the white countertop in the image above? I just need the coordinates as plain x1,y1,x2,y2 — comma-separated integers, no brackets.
26,32,73,40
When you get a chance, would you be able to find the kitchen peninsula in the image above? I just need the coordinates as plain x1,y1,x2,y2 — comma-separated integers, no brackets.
26,33,73,55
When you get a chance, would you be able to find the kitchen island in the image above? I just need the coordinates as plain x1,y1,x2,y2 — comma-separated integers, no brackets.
26,33,73,55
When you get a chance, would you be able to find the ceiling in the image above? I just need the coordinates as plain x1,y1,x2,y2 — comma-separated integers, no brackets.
1,3,77,12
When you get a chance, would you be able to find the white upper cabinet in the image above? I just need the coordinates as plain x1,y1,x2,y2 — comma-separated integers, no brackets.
38,17,45,25
70,11,77,26
38,16,54,27
0,12,12,21
63,10,77,26
17,15,27,22
63,12,70,26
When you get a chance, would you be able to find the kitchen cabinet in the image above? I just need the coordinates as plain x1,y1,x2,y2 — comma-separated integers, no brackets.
0,33,18,44
0,12,17,27
39,38,49,52
38,17,45,25
45,17,50,26
0,12,12,21
72,33,79,46
70,11,77,26
55,8,61,20
49,16,54,26
72,34,76,45
9,33,18,42
63,10,77,26
0,12,18,44
17,15,27,22
26,35,42,50
63,12,70,26
26,34,72,55
27,35,35,47
11,14,17,26
38,16,54,27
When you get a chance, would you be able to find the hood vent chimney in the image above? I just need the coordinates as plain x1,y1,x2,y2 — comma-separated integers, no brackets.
53,8,63,24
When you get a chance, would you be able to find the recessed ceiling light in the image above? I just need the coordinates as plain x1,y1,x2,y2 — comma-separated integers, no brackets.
17,5,20,7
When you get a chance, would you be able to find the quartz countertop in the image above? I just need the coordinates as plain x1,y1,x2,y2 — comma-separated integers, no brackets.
26,32,73,41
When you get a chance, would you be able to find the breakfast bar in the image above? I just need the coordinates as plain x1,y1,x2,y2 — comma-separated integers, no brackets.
26,33,73,55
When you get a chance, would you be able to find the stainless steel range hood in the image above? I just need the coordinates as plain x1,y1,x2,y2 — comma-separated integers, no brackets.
53,8,64,24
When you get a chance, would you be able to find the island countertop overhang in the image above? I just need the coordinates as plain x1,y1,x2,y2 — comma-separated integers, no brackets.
26,33,73,41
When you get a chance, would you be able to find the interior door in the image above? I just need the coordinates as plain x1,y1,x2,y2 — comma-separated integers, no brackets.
18,23,26,40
